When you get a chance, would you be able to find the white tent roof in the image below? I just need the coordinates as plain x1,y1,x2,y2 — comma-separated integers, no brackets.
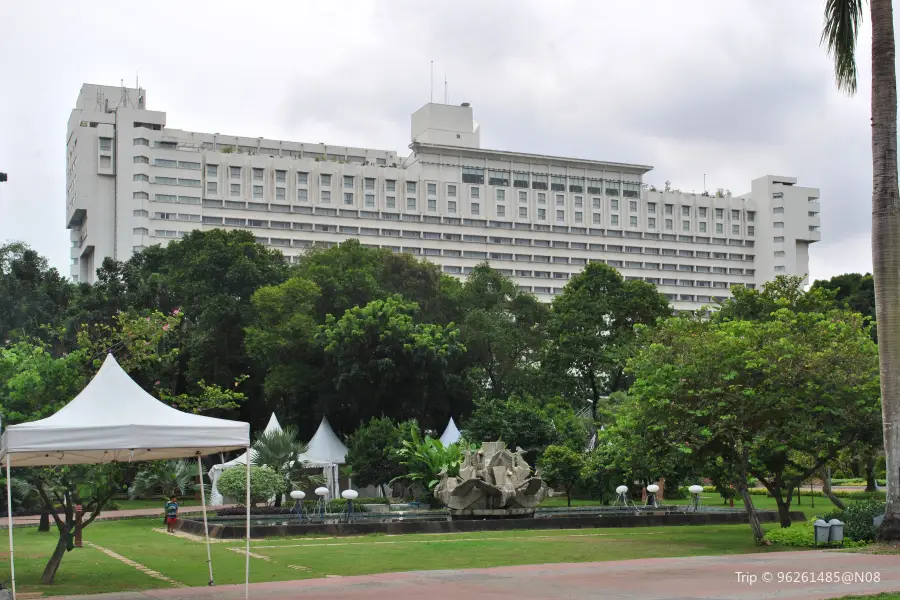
209,412,282,474
0,354,249,467
439,417,461,446
296,417,347,467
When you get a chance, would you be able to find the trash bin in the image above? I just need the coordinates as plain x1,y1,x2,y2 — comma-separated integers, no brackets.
828,519,844,545
813,519,831,546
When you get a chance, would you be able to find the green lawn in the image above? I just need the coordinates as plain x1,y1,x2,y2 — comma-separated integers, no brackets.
0,518,787,597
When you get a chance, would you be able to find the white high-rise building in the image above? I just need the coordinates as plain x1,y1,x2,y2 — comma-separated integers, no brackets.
66,83,821,309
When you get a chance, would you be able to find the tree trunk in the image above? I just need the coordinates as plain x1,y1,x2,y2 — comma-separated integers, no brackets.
381,484,392,508
38,506,51,532
738,484,763,541
865,456,878,492
771,488,793,529
41,531,68,584
822,467,846,511
871,0,900,543
566,488,571,508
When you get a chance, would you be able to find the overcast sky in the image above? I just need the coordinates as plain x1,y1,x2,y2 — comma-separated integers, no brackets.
0,1,882,282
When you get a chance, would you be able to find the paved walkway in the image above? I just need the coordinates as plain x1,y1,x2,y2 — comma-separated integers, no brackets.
44,550,900,599
5,506,234,527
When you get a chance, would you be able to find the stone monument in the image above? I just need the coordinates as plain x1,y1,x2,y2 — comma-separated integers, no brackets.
433,441,548,518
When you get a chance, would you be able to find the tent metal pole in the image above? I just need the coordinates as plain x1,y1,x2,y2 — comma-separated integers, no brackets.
6,458,16,600
197,456,214,586
244,452,250,600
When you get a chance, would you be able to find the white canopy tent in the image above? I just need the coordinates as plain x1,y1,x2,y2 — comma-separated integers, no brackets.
296,417,348,498
208,412,282,505
0,355,253,600
439,417,461,446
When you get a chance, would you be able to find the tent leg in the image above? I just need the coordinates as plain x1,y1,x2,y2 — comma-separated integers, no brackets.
6,459,16,600
197,456,214,586
244,453,250,600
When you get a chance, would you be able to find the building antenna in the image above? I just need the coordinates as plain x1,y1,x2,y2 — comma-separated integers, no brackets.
444,75,448,104
119,79,132,108
430,61,434,103
703,173,706,193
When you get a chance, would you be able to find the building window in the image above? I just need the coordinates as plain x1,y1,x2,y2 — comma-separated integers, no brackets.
344,175,354,188
732,224,740,235
364,178,375,190
611,214,619,226
297,189,308,202
699,221,707,232
321,174,332,187
134,173,149,182
253,185,263,199
253,168,264,181
428,198,437,212
206,181,217,194
386,179,396,192
207,165,218,177
498,205,506,217
538,208,546,220
462,167,485,184
321,190,331,203
683,220,690,231
275,187,285,201
519,206,528,218
593,198,602,209
134,155,150,164
748,226,755,236
133,137,149,146
576,211,584,223
407,197,417,211
448,200,457,214
230,166,242,179
407,181,417,193
648,217,656,228
716,223,724,234
472,203,480,215
775,265,786,273
133,191,149,200
99,137,112,151
386,196,396,209
647,202,656,214
365,194,375,208
538,193,546,205
427,182,437,195
629,200,638,212
732,209,740,220
665,204,674,215
593,213,602,224
715,208,724,219
774,250,786,257
298,172,308,185
447,184,457,197
698,207,707,217
519,191,528,202
556,210,565,222
230,183,241,196
665,219,673,230
611,199,619,211
342,192,353,205
497,189,506,201
471,187,481,199
556,195,565,206
774,221,785,228
575,196,584,208
747,211,755,222
630,216,638,227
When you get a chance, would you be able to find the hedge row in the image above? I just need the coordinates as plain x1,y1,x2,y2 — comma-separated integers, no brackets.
216,497,386,517
699,486,885,500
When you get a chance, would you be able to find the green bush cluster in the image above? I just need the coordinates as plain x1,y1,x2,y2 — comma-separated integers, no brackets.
216,466,284,505
763,518,869,548
838,500,887,543
830,478,886,486
700,486,884,501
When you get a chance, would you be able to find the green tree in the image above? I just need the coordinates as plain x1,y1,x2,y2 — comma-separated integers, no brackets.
539,445,584,507
462,395,559,460
216,465,284,506
622,308,881,538
457,264,549,399
812,272,876,334
544,262,670,421
392,424,465,502
714,275,835,323
128,460,199,500
821,0,900,541
345,417,414,502
318,296,467,433
250,427,322,506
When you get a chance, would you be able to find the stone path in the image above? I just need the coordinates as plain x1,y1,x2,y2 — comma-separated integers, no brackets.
43,550,900,599
84,542,186,588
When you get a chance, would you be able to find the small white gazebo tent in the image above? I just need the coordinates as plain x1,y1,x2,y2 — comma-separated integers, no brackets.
0,355,253,600
296,417,348,497
439,417,461,446
208,412,282,505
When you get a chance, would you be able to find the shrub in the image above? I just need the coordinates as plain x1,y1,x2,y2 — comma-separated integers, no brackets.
764,518,869,548
841,499,886,542
700,486,884,501
216,466,284,506
215,497,381,516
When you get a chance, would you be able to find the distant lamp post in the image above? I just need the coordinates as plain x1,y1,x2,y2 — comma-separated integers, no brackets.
289,490,306,521
688,485,704,512
314,486,329,520
646,484,660,508
341,489,359,522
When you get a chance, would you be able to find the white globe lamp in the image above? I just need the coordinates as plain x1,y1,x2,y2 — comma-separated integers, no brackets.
289,490,306,500
341,489,359,500
646,484,659,494
688,485,703,495
688,484,704,512
615,485,628,495
315,486,329,497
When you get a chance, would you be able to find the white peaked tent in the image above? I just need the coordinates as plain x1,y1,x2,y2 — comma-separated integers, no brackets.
439,417,461,446
0,355,253,600
296,417,348,497
208,412,282,505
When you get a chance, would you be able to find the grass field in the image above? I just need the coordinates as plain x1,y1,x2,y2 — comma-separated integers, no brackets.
0,518,787,597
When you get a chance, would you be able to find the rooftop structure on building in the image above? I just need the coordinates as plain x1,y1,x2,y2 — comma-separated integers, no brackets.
66,83,821,309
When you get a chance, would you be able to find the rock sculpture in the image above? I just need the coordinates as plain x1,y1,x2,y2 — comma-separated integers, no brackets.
434,441,548,518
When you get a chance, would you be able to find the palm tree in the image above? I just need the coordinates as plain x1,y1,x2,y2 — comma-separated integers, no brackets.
251,426,324,507
822,0,899,540
129,460,199,500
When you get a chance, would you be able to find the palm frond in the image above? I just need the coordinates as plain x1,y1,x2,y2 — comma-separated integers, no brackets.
821,0,864,94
